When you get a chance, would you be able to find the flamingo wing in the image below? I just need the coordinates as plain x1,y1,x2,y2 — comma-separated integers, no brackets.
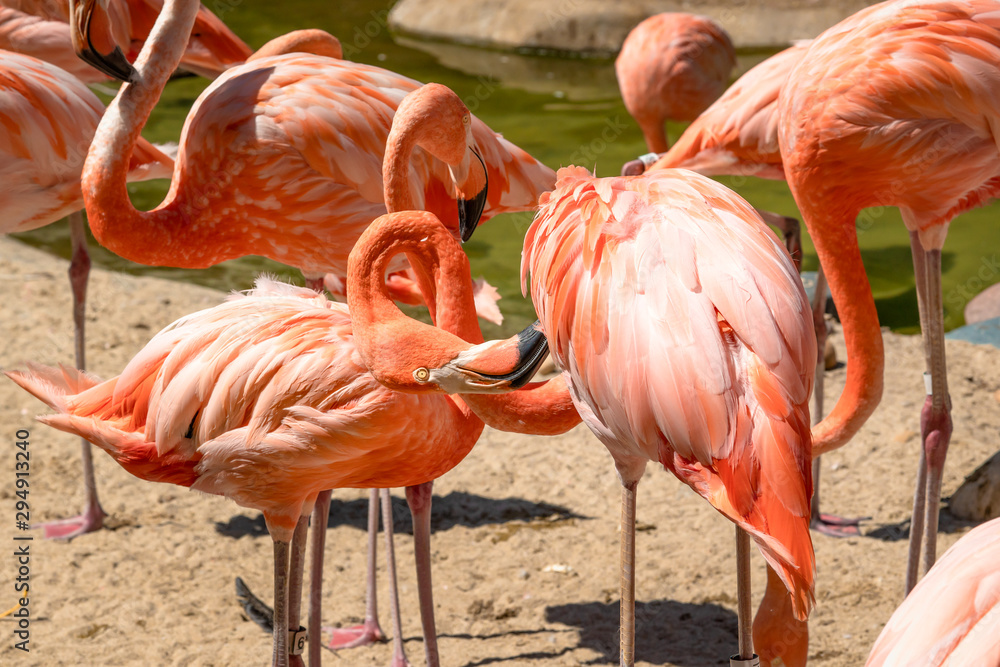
866,517,1000,666
523,166,815,616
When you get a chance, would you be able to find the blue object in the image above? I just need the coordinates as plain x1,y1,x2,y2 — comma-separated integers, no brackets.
945,317,1000,349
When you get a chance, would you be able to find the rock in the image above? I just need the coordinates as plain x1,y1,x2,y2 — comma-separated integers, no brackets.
950,451,1000,521
964,282,1000,324
389,0,880,53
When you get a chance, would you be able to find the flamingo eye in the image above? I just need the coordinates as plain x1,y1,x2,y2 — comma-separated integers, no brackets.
462,114,470,125
414,368,430,382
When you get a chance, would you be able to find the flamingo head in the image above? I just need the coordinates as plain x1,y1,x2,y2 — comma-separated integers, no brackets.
70,0,135,82
393,84,489,242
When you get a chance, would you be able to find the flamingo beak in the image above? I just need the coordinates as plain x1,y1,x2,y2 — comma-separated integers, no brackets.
70,0,136,82
414,321,549,393
457,147,489,243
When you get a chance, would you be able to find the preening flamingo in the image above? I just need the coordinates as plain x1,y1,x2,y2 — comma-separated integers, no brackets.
615,13,735,154
1,49,173,538
778,0,1000,591
0,0,249,82
7,209,576,667
620,42,864,537
74,1,554,283
865,517,1000,666
512,167,816,665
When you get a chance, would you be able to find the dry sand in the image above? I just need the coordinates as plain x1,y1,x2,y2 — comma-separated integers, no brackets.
1,235,999,666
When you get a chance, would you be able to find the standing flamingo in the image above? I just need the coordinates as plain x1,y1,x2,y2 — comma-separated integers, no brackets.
615,13,735,154
1,49,173,538
620,42,864,538
866,517,1000,665
0,0,250,82
499,166,817,665
7,209,576,667
778,0,1000,592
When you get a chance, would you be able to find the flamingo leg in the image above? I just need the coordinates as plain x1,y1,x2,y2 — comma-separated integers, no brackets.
308,490,331,666
620,481,637,667
753,564,808,667
273,538,291,667
324,489,387,649
287,515,309,667
807,264,866,537
755,209,802,272
381,488,412,667
35,212,107,540
735,526,754,661
914,246,952,584
406,481,439,667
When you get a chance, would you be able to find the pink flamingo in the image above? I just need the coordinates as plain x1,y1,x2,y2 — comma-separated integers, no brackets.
620,42,865,538
865,517,1000,665
615,12,735,153
7,209,577,667
0,49,173,539
0,0,250,82
511,166,816,665
778,0,1000,591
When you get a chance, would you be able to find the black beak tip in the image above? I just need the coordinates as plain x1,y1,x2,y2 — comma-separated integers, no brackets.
80,45,136,83
458,184,488,243
509,321,550,389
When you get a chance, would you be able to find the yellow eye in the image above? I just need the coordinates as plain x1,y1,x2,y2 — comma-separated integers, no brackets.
462,114,470,125
414,368,430,382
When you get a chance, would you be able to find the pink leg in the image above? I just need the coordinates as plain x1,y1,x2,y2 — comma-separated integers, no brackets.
323,489,387,649
35,212,106,540
272,538,291,667
309,490,331,666
808,265,867,537
286,515,309,667
406,482,439,667
381,488,413,667
620,480,638,667
909,243,952,590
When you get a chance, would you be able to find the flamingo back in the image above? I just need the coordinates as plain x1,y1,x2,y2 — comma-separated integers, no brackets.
653,42,809,180
866,517,1000,666
523,166,816,618
780,0,1000,249
7,278,481,537
167,55,553,276
0,50,172,233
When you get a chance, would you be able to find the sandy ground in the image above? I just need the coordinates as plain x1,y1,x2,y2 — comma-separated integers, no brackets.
1,235,999,667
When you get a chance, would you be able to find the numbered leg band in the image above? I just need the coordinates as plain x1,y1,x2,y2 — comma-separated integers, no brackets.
288,626,307,655
730,655,760,667
638,152,660,168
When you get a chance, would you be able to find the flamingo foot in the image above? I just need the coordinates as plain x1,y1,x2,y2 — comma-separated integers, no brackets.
322,620,386,649
810,513,869,538
34,503,105,540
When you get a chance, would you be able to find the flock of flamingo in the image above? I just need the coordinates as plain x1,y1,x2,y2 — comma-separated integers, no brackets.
2,0,999,664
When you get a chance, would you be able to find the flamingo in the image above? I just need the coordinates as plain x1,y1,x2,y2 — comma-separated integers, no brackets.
0,0,250,83
778,0,1000,592
494,166,817,665
865,517,1000,665
74,2,554,657
1,49,173,539
615,12,735,154
7,209,577,667
620,42,865,538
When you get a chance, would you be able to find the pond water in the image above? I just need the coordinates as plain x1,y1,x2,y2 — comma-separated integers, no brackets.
13,0,1000,338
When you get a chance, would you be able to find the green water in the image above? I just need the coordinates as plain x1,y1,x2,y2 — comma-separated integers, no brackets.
13,0,1000,337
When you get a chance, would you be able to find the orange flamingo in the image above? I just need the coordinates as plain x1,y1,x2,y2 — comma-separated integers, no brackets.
7,210,577,667
510,166,816,665
620,42,865,538
1,49,173,539
0,0,249,82
865,517,1000,665
615,13,735,154
778,0,1000,592
73,7,553,283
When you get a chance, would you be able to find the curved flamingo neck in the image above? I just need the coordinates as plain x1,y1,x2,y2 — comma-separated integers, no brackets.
383,124,420,214
462,376,581,435
806,206,884,455
641,118,670,154
80,0,208,267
